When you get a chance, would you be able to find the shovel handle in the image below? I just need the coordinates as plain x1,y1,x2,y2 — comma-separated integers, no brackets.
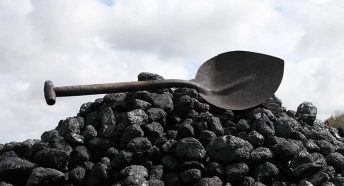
44,79,204,105
44,81,56,105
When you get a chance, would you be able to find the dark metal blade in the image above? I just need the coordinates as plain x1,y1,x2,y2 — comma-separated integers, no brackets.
194,51,284,110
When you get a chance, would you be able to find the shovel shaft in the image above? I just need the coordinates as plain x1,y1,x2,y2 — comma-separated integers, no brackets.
44,79,203,105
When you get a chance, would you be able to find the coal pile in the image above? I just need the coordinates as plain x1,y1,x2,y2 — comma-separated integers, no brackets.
1,72,344,186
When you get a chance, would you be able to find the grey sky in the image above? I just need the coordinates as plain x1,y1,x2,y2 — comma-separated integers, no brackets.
1,0,344,143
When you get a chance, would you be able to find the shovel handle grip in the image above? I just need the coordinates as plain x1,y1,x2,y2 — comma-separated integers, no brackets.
44,79,204,105
44,80,56,105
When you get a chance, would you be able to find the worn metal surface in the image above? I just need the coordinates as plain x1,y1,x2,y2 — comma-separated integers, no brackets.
44,50,284,110
194,51,284,110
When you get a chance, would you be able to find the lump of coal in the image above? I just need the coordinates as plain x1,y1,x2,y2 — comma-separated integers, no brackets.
251,113,275,137
0,156,36,185
250,147,274,163
194,176,222,186
225,162,249,183
103,92,126,103
253,162,279,184
206,135,253,163
65,133,84,144
132,99,152,110
174,137,206,160
123,109,148,126
246,130,264,147
69,146,90,167
180,168,202,183
147,93,174,112
143,122,164,140
126,137,153,160
68,166,86,184
138,72,164,81
274,116,301,139
204,161,225,179
207,116,224,136
161,154,179,170
81,125,97,141
120,124,144,148
56,117,83,137
87,138,114,160
296,102,317,125
26,167,66,186
34,148,70,171
120,165,148,178
326,152,344,173
272,140,301,161
86,162,108,186
146,108,166,124
99,107,116,126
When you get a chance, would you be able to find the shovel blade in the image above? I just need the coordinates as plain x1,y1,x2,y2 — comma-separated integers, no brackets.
194,51,284,110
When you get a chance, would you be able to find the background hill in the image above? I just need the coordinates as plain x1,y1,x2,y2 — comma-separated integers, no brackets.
327,113,344,128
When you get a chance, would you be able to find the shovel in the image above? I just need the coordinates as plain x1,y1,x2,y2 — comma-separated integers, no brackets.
44,51,284,110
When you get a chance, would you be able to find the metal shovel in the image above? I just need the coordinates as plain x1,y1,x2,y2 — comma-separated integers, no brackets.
44,51,284,110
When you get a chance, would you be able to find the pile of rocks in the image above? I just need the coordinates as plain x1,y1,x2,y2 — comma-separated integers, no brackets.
1,72,344,186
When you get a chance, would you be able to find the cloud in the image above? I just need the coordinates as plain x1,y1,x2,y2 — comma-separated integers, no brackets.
274,0,344,119
0,0,344,143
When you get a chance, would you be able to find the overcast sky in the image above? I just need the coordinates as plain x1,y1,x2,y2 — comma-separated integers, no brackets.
1,0,344,143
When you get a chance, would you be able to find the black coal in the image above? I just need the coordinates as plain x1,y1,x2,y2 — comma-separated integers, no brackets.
1,72,344,186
